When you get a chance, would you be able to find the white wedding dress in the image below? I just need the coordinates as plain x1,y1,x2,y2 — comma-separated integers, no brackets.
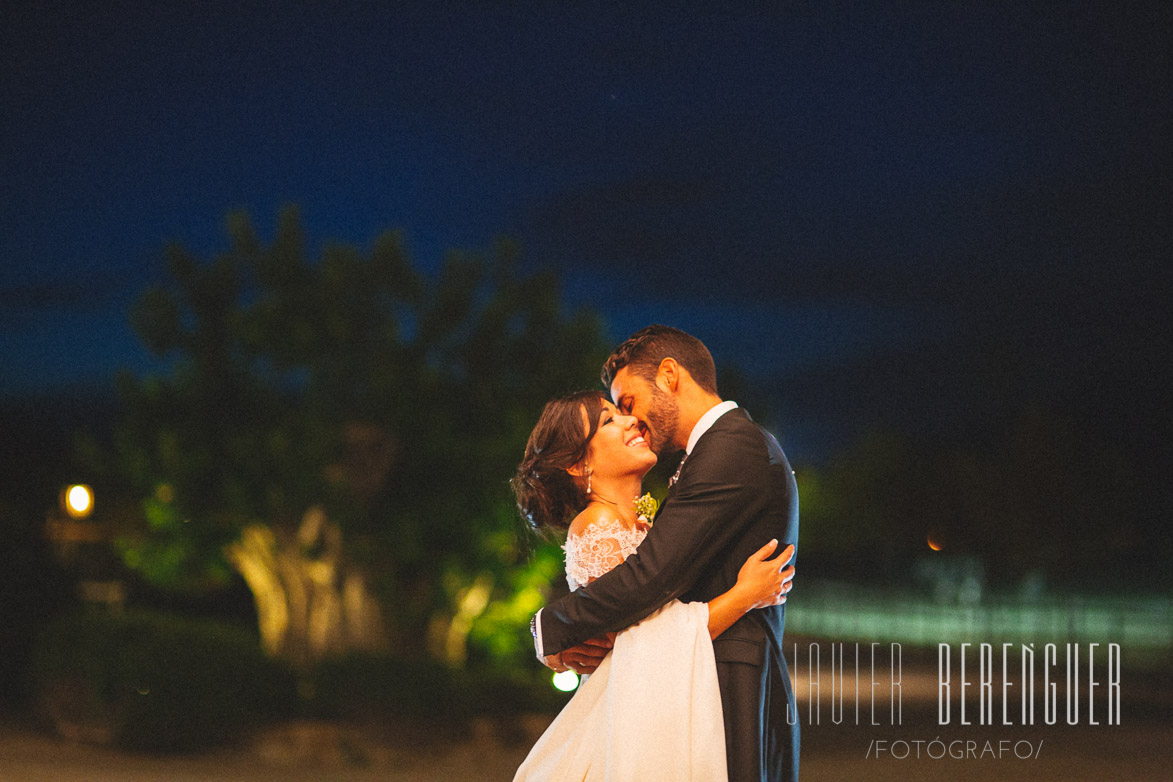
514,518,728,781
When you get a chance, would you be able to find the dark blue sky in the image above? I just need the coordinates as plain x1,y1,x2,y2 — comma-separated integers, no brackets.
2,3,1168,457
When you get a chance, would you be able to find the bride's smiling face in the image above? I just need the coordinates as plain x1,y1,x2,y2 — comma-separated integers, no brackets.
583,400,658,479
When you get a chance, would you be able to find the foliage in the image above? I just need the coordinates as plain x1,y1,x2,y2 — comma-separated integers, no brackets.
467,537,565,661
32,610,295,752
797,405,1140,589
307,652,571,722
108,207,609,661
0,501,73,705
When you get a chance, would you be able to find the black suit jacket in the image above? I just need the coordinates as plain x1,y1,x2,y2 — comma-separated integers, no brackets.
538,407,799,782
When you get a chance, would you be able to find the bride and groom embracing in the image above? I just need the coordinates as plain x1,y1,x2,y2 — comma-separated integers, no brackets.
511,325,800,781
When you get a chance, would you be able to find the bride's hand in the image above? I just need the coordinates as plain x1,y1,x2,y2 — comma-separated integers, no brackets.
733,540,795,611
558,634,615,674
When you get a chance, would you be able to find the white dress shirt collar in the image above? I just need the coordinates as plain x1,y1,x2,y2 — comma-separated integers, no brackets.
685,400,739,455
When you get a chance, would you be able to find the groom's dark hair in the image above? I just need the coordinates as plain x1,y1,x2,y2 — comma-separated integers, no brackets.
601,325,718,394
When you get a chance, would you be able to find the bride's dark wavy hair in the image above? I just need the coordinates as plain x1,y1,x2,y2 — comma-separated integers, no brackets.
511,390,609,533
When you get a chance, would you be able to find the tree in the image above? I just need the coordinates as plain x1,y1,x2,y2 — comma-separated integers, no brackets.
798,429,926,570
109,208,608,668
795,402,1144,593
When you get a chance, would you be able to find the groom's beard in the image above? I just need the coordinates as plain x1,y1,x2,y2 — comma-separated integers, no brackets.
645,387,680,456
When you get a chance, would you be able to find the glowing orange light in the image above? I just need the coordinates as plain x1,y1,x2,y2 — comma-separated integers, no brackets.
927,534,943,551
63,485,94,519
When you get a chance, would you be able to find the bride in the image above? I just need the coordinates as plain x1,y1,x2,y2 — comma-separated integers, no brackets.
511,391,794,781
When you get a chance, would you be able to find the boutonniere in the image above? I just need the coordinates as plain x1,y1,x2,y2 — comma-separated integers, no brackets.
634,492,660,525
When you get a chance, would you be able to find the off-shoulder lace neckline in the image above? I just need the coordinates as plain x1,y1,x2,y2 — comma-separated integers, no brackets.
562,516,649,592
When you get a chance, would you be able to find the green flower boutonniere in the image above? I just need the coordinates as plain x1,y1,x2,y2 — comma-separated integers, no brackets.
634,492,659,525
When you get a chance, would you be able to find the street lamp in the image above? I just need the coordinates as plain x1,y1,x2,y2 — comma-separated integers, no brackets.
47,484,124,608
63,484,94,519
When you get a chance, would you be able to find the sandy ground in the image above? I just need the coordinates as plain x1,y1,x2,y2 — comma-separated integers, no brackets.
3,714,1168,781
0,722,529,781
3,662,1168,780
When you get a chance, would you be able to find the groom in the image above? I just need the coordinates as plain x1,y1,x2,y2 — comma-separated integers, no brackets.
531,325,800,781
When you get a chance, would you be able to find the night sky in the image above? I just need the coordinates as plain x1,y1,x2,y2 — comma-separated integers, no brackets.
2,3,1168,461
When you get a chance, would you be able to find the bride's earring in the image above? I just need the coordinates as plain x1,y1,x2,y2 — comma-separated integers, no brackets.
586,467,593,495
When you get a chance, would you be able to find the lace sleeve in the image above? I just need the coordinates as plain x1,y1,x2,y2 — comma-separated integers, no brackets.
563,517,648,591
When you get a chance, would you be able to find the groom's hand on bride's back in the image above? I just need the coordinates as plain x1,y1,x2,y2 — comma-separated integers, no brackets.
541,633,616,675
